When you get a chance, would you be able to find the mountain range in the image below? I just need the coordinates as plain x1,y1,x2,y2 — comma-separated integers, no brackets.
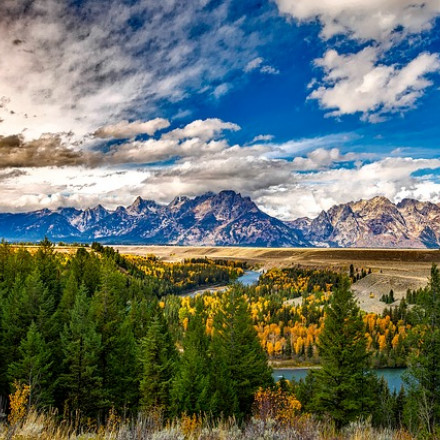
1,191,440,248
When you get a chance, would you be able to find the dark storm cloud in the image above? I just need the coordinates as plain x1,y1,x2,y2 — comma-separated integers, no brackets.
0,169,27,180
0,134,87,168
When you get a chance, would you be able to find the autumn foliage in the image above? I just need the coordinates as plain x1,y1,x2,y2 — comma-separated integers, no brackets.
253,386,301,425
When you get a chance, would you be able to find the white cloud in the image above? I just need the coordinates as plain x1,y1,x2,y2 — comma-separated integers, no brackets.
264,132,358,158
309,48,440,121
260,65,280,75
0,1,262,139
244,57,279,75
94,118,170,139
1,115,440,220
163,118,240,142
274,0,440,121
251,134,274,143
274,0,440,42
245,57,264,72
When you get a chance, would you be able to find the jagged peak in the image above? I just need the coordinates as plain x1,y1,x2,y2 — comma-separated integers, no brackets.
218,189,239,197
90,204,107,212
351,195,394,208
127,196,159,214
397,198,439,210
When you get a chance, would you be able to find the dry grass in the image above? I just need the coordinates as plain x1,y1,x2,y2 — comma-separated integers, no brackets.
0,411,416,440
113,245,440,272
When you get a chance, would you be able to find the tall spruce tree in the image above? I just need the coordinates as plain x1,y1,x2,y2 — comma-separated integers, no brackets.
404,264,440,435
35,238,60,303
8,322,53,409
59,285,102,417
170,299,211,416
311,277,375,429
108,317,139,412
90,259,126,411
209,287,273,419
139,307,177,413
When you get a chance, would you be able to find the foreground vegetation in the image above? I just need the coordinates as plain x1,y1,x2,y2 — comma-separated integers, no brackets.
0,240,439,438
0,411,416,439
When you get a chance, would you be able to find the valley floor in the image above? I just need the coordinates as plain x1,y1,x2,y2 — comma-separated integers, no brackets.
114,245,439,313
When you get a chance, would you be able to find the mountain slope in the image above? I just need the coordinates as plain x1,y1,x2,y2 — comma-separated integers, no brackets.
290,196,440,248
2,193,440,248
0,191,308,247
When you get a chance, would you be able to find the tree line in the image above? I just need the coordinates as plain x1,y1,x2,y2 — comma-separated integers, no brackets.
1,239,440,437
0,239,270,425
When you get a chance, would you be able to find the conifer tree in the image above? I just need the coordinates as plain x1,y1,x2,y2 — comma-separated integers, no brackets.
404,264,440,435
90,259,127,410
22,269,56,339
171,300,211,416
139,308,177,413
70,247,101,294
59,285,102,417
209,287,273,419
107,317,139,411
35,237,60,302
0,240,13,290
310,277,375,429
8,322,53,409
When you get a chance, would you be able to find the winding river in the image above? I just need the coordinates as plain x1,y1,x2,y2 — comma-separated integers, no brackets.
183,273,406,392
183,269,261,297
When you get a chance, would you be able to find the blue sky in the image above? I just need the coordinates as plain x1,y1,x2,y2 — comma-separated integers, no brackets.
0,0,440,219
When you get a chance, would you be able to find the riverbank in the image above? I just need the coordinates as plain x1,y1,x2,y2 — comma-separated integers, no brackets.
181,270,261,296
273,367,406,392
269,359,320,369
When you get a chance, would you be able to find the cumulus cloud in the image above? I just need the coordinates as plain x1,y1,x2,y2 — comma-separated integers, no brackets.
0,119,241,169
93,118,170,139
0,0,263,139
2,115,440,219
274,0,440,42
255,156,440,219
0,169,27,181
103,119,240,165
251,134,274,143
0,133,87,168
163,119,240,142
290,147,360,170
309,48,440,121
244,57,279,75
274,0,440,121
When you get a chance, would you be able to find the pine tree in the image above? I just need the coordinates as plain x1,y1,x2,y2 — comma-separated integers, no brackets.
21,269,56,339
70,247,101,295
404,264,440,435
209,287,273,419
171,300,211,416
0,240,14,290
310,277,375,429
90,260,126,410
59,285,102,417
139,308,177,413
35,237,60,302
107,317,139,412
8,322,53,409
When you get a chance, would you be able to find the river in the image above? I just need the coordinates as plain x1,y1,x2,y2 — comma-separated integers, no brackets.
183,270,261,297
273,368,406,392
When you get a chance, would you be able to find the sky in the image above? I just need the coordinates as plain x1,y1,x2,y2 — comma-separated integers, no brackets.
1,0,440,220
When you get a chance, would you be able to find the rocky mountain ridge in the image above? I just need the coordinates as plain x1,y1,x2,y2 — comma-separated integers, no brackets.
290,196,440,248
0,190,307,247
1,192,440,248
